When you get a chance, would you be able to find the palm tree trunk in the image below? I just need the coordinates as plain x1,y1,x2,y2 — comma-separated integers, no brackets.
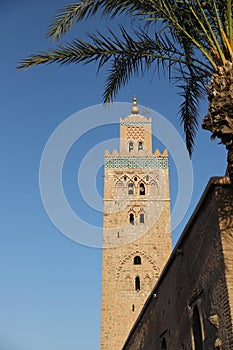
202,61,233,183
227,146,233,183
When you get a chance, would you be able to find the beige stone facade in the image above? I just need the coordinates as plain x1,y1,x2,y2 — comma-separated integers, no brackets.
100,98,172,350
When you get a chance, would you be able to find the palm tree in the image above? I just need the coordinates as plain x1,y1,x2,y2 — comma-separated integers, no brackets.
18,0,233,181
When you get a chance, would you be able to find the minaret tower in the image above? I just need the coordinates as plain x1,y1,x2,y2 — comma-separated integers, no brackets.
100,98,172,350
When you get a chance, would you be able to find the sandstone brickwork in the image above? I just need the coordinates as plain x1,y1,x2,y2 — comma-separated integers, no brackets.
100,98,172,350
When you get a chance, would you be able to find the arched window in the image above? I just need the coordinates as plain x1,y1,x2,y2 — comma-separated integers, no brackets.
135,276,140,291
139,213,145,224
150,181,157,195
134,256,141,265
129,141,134,152
116,180,123,188
128,183,134,195
192,305,203,350
161,337,167,350
138,141,143,150
139,183,145,195
130,213,134,225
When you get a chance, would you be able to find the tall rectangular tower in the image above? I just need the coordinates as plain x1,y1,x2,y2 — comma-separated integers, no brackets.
100,98,172,350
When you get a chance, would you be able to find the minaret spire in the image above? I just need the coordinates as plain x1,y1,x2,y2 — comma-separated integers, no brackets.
131,96,139,114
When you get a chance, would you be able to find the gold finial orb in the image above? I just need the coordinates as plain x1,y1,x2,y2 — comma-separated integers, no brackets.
131,96,139,114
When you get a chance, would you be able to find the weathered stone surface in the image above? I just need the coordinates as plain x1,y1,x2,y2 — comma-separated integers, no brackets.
122,178,233,350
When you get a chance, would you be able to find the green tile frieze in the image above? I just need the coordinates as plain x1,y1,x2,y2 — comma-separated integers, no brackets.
104,157,168,169
120,121,152,126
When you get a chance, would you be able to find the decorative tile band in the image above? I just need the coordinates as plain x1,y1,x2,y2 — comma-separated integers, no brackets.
120,121,152,126
104,157,168,169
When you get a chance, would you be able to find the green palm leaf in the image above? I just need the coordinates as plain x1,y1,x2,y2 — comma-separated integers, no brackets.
18,0,233,158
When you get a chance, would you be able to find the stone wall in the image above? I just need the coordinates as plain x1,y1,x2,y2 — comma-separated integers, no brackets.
123,178,233,350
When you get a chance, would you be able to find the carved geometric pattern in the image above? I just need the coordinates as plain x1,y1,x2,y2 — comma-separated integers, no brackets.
115,180,124,188
105,157,168,169
116,174,159,184
150,180,159,195
115,181,123,190
115,180,124,196
114,176,159,198
126,126,145,140
116,250,159,279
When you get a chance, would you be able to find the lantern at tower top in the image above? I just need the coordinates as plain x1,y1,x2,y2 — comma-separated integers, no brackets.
131,96,139,114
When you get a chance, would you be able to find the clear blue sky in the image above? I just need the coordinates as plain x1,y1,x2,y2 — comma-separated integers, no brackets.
1,1,226,349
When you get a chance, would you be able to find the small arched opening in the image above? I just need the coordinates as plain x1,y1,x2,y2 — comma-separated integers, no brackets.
128,183,134,195
139,213,145,224
134,256,141,265
161,337,167,350
129,141,134,152
135,276,140,291
192,305,203,350
129,213,134,225
139,183,145,195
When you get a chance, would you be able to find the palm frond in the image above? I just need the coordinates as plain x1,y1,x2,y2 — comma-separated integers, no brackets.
46,0,150,41
18,26,204,69
18,0,233,155
178,75,206,156
18,26,211,142
174,33,208,155
226,0,233,46
47,0,96,41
